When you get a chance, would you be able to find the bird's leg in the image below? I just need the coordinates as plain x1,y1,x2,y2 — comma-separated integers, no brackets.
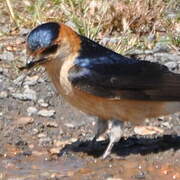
92,118,108,143
102,120,124,159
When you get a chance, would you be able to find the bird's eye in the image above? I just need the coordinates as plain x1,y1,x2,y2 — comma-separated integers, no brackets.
42,45,58,55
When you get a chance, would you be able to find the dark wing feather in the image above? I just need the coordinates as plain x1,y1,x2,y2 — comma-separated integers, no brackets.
69,36,180,101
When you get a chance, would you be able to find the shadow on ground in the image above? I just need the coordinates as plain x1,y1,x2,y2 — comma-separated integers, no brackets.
60,135,180,158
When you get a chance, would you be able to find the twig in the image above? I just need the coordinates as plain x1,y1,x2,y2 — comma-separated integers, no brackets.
6,0,18,26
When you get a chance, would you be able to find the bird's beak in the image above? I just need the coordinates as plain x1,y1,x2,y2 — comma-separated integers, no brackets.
19,56,47,71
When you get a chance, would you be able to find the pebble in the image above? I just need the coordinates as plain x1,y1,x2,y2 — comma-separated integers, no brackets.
53,138,77,147
106,178,123,180
0,25,10,34
100,37,121,45
153,42,170,53
15,37,25,44
39,137,52,146
166,12,179,19
18,50,26,63
16,116,34,125
165,61,178,70
155,53,180,63
64,123,75,128
46,121,58,128
38,109,55,117
0,51,14,61
96,135,106,142
12,86,37,101
3,68,9,74
27,106,38,116
49,147,61,154
24,75,39,86
19,28,30,35
38,99,49,107
0,91,8,98
162,122,172,129
38,133,47,138
13,74,26,85
32,128,39,135
134,126,164,135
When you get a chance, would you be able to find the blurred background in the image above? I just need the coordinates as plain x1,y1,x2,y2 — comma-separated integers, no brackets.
1,0,179,53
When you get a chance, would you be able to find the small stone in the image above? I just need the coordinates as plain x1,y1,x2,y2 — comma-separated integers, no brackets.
38,109,55,117
0,68,8,76
133,171,145,179
53,138,77,148
24,75,39,86
12,86,37,101
0,51,14,61
38,133,47,138
13,74,26,85
39,137,52,146
166,12,179,19
46,121,58,128
100,37,121,45
32,150,48,156
6,46,14,51
70,138,78,143
16,37,25,44
49,147,61,154
27,106,38,116
162,122,172,129
154,43,170,53
32,128,39,135
19,28,30,35
165,62,177,70
0,91,8,98
96,135,106,142
23,86,37,101
106,178,123,180
0,25,10,34
17,116,34,125
38,99,49,107
134,126,164,135
64,123,75,128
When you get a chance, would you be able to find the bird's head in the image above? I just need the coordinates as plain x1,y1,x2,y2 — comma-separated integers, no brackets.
21,22,81,70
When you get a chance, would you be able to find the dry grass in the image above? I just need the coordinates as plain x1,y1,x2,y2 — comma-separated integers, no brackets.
1,0,179,53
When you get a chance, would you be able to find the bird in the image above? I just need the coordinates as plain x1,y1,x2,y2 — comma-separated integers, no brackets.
20,22,180,159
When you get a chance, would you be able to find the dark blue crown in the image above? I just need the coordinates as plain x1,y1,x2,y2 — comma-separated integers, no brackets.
27,22,60,51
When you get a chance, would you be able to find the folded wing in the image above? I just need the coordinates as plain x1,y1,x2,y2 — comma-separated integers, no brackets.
69,37,180,101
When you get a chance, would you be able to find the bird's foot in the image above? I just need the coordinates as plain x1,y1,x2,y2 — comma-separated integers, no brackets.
101,120,124,159
90,118,108,149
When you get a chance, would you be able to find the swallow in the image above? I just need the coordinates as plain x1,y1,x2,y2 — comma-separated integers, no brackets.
21,22,180,159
